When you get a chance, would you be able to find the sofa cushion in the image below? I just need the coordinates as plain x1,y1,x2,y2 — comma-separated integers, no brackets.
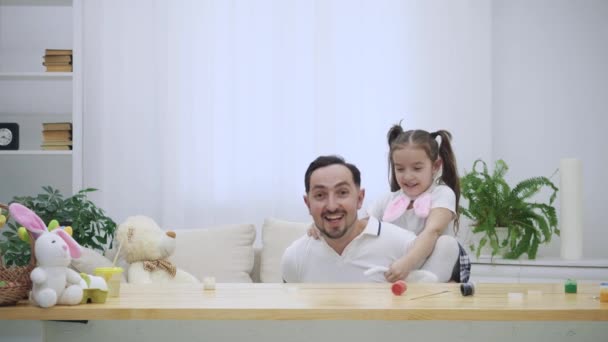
260,217,309,283
170,224,256,283
71,247,127,282
71,247,113,274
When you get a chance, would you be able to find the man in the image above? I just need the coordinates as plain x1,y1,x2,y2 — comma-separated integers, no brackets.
281,155,434,283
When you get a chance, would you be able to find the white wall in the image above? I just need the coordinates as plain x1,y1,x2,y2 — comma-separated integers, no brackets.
80,0,608,259
347,0,493,219
3,1,605,260
492,0,608,258
79,0,492,232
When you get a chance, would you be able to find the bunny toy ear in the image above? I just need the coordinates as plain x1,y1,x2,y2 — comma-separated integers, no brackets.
8,203,48,233
55,229,82,259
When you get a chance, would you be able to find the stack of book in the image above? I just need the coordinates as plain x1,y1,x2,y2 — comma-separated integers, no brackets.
43,49,72,72
41,122,72,150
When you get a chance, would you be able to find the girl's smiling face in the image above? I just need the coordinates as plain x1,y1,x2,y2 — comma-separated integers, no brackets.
392,145,442,198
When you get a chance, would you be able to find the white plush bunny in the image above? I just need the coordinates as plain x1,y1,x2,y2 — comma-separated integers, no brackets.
9,203,84,308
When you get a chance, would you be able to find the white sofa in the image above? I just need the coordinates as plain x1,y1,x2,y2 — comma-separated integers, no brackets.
73,217,608,284
73,217,308,283
170,217,308,283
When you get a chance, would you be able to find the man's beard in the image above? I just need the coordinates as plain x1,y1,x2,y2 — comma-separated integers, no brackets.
318,225,349,240
316,212,354,240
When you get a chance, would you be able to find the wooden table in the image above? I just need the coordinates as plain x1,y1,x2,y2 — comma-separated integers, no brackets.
1,282,606,321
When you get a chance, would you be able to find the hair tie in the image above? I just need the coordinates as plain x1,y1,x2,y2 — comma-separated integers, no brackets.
430,131,441,148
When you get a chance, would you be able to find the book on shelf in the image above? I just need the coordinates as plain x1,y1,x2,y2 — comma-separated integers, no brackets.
42,130,71,142
45,49,72,56
43,62,72,66
43,122,72,131
41,140,73,146
45,65,72,72
41,145,72,151
43,55,72,63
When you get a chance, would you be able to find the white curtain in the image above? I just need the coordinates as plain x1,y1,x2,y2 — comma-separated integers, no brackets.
82,0,491,229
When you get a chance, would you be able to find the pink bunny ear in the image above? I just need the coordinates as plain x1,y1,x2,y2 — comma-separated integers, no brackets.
382,194,411,222
55,229,82,259
413,193,432,218
8,203,48,233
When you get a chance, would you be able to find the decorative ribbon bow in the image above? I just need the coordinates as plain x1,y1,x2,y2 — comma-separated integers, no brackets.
382,193,432,222
143,259,177,278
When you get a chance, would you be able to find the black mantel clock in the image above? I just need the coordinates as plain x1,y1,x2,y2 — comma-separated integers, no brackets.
0,123,19,150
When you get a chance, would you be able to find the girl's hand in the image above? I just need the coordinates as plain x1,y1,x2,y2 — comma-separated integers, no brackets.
384,257,410,283
307,224,321,240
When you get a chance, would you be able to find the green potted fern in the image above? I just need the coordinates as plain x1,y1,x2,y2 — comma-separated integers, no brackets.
0,186,116,266
460,159,559,259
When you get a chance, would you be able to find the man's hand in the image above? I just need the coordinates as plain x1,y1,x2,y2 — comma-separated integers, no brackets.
307,224,321,240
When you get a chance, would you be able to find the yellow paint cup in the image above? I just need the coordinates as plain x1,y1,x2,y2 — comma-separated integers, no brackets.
94,267,123,297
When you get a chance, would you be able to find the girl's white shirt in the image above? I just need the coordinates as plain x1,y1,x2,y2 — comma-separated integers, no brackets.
367,183,456,236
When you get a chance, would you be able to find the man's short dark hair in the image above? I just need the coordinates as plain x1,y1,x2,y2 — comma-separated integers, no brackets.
304,155,361,193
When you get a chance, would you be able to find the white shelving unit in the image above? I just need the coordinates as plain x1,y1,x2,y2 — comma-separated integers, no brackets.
470,257,608,283
0,72,72,78
0,0,82,202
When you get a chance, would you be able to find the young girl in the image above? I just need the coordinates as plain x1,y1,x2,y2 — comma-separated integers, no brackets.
367,123,470,283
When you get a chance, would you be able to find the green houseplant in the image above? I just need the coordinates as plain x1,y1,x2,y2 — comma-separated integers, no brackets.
460,159,559,259
0,186,117,266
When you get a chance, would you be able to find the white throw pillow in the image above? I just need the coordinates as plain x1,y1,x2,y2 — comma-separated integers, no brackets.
71,247,127,282
260,217,309,283
170,224,256,283
71,246,113,274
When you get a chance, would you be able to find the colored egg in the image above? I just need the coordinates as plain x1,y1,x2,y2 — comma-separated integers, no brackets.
48,219,60,231
17,226,30,243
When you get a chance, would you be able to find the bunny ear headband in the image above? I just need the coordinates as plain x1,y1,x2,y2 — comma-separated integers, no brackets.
8,202,82,258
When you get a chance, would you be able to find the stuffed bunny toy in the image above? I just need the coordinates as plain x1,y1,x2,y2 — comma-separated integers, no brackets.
9,203,84,308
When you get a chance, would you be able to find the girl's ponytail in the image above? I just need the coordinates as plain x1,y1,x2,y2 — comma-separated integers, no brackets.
387,124,403,146
434,130,461,230
387,123,405,191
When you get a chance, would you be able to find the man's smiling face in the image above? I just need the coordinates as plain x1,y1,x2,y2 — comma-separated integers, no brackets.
304,164,364,240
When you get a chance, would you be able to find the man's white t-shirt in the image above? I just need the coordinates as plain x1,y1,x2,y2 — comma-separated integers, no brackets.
281,216,416,283
367,184,456,236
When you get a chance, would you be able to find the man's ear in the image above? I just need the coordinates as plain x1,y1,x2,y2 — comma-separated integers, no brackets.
303,194,311,212
357,188,365,210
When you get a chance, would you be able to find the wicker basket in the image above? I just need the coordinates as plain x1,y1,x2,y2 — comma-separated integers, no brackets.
0,203,36,306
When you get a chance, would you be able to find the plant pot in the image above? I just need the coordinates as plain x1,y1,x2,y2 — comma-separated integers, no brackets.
464,226,509,259
478,227,508,258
